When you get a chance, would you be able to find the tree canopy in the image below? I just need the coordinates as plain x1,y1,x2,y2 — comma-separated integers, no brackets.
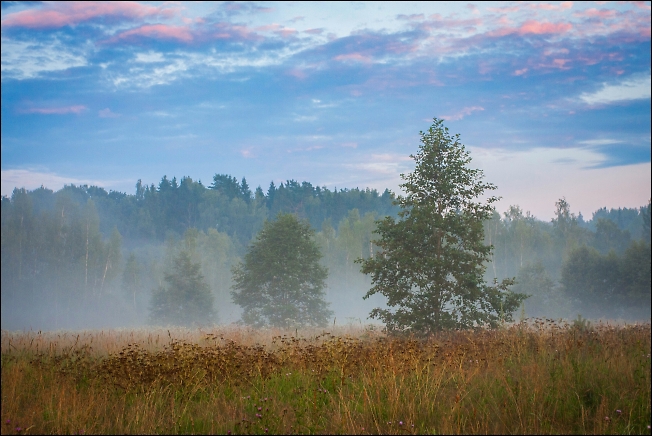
359,118,527,334
231,213,332,328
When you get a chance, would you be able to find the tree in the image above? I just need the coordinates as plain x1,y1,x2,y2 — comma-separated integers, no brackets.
149,250,215,326
512,262,568,318
231,213,332,328
358,118,526,334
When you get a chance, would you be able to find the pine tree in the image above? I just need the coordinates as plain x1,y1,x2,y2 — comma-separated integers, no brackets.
149,250,215,326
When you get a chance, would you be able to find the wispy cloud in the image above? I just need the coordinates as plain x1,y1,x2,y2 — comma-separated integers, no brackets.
580,74,651,105
440,106,484,121
19,105,87,115
578,139,624,146
104,24,194,44
1,169,121,196
1,1,177,29
1,38,88,80
98,108,120,118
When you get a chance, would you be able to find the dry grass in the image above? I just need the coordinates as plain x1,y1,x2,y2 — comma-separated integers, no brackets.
1,320,650,434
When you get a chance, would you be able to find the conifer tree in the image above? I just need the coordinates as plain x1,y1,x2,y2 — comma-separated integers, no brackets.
150,250,215,326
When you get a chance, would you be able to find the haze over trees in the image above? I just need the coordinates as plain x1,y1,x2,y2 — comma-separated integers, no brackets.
149,250,215,327
1,170,650,329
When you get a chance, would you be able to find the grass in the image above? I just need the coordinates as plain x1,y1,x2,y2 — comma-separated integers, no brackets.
1,320,650,434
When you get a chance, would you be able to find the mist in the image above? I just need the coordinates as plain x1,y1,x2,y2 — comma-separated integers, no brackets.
1,179,650,331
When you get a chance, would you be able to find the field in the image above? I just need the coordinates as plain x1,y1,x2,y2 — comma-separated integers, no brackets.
1,320,650,435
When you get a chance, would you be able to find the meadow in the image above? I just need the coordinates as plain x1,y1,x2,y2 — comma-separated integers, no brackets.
1,320,650,435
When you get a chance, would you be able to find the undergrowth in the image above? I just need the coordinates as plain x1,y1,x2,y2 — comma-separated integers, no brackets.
1,320,650,434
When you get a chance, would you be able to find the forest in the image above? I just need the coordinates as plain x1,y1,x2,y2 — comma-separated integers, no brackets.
1,174,650,330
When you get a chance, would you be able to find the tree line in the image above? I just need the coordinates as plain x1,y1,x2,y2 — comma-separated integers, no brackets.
1,154,650,329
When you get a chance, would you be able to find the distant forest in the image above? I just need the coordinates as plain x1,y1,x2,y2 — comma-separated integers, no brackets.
1,174,650,330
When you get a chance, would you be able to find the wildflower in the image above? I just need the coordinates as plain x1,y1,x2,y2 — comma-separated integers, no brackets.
265,429,269,433
4,420,9,424
616,410,622,414
227,431,231,435
399,421,403,426
15,428,22,433
604,416,610,422
258,407,262,411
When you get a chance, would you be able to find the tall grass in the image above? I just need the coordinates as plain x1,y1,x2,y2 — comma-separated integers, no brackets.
2,320,650,434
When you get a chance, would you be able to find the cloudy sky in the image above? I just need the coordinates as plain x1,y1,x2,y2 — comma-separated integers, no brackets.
1,1,650,220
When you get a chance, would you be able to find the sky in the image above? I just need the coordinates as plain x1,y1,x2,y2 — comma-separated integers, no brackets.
1,1,650,221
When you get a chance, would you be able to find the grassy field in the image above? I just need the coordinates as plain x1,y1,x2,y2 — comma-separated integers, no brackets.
1,320,650,435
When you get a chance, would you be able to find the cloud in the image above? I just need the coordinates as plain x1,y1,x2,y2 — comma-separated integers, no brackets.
333,53,373,63
1,38,88,80
240,147,255,158
134,51,165,63
98,108,120,118
344,153,412,176
440,106,484,121
580,75,652,105
529,2,573,11
19,105,87,115
105,24,194,44
471,147,651,221
577,139,624,146
1,169,120,197
518,20,573,35
1,1,176,29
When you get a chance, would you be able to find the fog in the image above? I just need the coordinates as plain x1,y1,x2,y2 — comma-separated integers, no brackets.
1,182,650,331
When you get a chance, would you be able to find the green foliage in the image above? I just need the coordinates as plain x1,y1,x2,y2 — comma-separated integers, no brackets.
561,242,651,319
512,261,569,318
231,213,332,328
359,118,527,334
149,250,215,326
572,314,593,332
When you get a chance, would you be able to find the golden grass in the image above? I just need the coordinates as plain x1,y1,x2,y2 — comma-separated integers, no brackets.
1,320,650,434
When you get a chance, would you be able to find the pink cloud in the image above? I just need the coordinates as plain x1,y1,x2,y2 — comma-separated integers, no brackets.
287,68,307,79
440,106,484,121
552,58,571,69
106,24,193,43
529,1,573,11
576,8,618,19
255,23,296,37
1,1,176,29
466,4,480,14
304,28,324,35
514,68,528,76
334,53,373,63
210,23,262,42
20,105,87,115
626,1,651,10
487,5,521,13
518,20,572,35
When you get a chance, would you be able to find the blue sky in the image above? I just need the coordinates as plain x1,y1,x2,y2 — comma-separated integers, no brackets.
1,1,650,220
